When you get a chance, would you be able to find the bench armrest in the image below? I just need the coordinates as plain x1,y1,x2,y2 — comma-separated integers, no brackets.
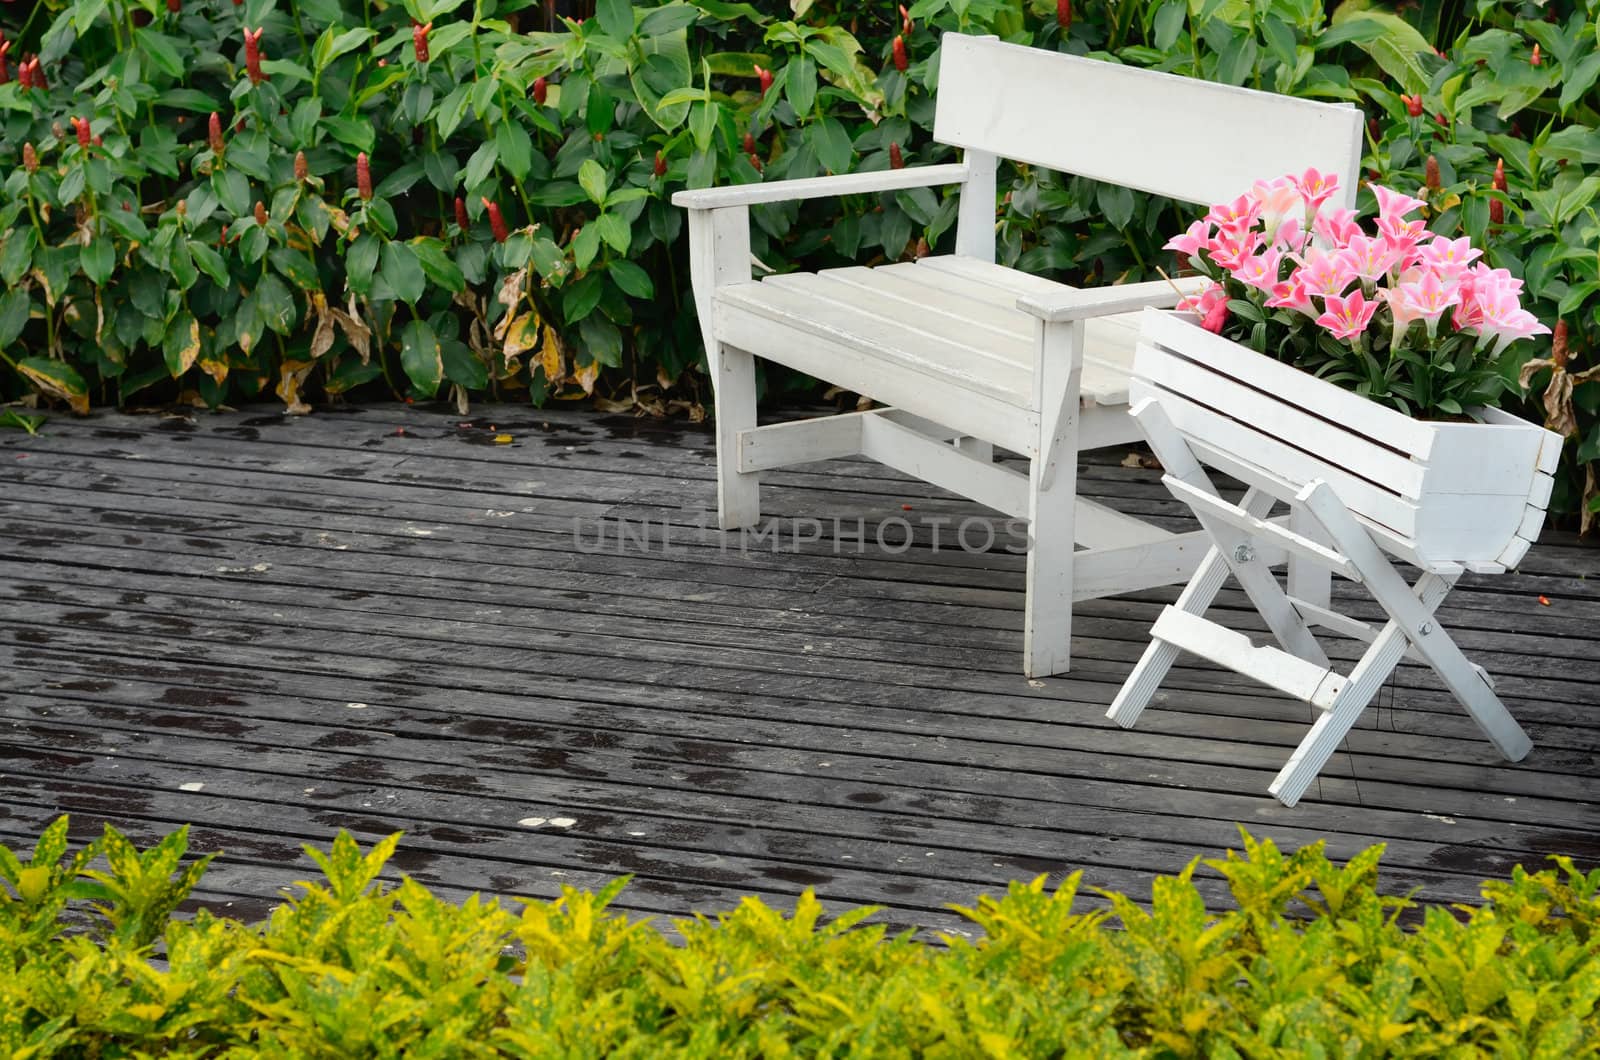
1015,277,1209,324
671,164,969,211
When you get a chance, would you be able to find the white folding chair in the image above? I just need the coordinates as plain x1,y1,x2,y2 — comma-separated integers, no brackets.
1108,310,1562,806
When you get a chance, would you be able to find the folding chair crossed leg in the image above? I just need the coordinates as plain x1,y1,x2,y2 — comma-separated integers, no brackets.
1108,400,1533,807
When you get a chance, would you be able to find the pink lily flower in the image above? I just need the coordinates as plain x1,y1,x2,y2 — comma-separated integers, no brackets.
1271,215,1308,254
1205,192,1261,233
1164,219,1212,258
1265,275,1317,317
1175,281,1226,315
1375,214,1427,269
1395,269,1461,335
1314,289,1379,340
1337,233,1402,282
1312,207,1361,249
1295,246,1358,298
1474,289,1550,352
1292,168,1340,211
1417,235,1482,278
1207,228,1260,271
1371,183,1426,220
1232,247,1283,293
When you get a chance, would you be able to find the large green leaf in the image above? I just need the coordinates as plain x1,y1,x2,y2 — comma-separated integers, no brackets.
1329,5,1434,97
410,238,466,293
163,311,202,377
0,288,30,348
595,0,634,39
496,121,534,182
380,242,426,305
630,29,694,131
0,228,37,287
80,237,115,286
255,274,299,334
400,318,443,397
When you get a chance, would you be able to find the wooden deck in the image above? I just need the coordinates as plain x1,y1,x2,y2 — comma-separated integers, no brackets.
2,404,1596,937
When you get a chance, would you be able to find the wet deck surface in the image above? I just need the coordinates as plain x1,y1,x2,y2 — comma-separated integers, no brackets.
2,403,1597,936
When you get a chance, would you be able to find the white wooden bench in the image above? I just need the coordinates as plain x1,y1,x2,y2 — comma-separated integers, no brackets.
673,34,1364,676
1108,309,1563,805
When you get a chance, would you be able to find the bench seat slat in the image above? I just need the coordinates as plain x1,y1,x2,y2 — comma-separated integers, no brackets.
812,262,1136,406
715,281,1032,407
768,271,1030,354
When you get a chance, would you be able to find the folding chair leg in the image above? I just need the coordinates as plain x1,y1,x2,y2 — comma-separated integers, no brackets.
1287,504,1332,610
1107,489,1276,727
1300,484,1533,763
1269,614,1411,807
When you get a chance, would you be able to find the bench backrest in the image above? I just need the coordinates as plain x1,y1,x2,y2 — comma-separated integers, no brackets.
934,35,1363,210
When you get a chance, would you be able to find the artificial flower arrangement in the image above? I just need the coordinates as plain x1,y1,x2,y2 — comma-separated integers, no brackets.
1164,170,1549,421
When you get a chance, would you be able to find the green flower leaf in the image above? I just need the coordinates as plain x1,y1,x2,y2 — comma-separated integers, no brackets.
380,241,426,305
400,318,443,397
80,237,115,286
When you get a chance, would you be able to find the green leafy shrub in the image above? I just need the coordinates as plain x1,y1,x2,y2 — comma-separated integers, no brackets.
4,818,1599,1055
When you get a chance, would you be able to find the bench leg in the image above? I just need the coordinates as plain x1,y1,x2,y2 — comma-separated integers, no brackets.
1023,320,1084,678
711,342,761,529
686,204,758,531
1023,441,1075,677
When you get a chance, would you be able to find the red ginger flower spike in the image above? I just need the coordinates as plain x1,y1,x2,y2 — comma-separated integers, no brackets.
254,201,267,226
22,142,37,173
1058,0,1072,29
481,197,509,243
72,116,90,149
1531,43,1541,66
1493,156,1507,191
1552,319,1569,368
32,58,46,90
742,131,755,154
754,64,772,95
243,27,266,85
900,4,912,35
748,151,762,172
356,152,372,200
413,21,431,63
167,0,180,12
209,111,225,154
533,76,548,104
454,196,469,230
1489,194,1504,226
654,150,666,177
294,150,308,181
889,142,903,169
892,35,907,72
1403,93,1423,117
1425,154,1440,190
0,41,10,86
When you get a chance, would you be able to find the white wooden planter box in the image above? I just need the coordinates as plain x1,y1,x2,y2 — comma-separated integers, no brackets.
1130,310,1561,572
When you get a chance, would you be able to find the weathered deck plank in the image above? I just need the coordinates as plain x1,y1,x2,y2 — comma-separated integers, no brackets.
2,404,1596,933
